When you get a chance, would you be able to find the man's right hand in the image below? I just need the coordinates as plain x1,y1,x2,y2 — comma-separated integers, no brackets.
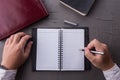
85,39,114,71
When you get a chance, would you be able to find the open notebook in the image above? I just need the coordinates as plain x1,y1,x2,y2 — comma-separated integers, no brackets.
32,28,90,71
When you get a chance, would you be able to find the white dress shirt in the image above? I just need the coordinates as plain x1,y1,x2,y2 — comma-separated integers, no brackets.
0,69,17,80
0,64,120,80
103,64,120,80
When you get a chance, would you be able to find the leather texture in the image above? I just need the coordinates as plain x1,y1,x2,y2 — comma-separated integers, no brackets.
0,0,48,40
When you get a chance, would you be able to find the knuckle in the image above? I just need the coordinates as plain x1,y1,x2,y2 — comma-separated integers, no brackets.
15,34,20,38
92,39,99,44
93,39,98,42
19,32,25,34
17,44,22,50
19,32,26,36
17,32,25,35
6,38,9,42
17,33,21,35
16,46,20,50
103,43,107,47
10,35,14,38
15,32,25,37
102,43,107,49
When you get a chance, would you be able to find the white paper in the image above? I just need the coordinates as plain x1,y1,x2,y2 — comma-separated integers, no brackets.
36,29,85,71
36,29,59,71
61,29,85,71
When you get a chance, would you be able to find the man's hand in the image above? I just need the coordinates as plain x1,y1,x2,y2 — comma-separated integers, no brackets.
85,39,114,71
1,32,33,70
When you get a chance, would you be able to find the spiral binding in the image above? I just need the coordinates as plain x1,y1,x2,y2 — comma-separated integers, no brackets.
58,29,63,70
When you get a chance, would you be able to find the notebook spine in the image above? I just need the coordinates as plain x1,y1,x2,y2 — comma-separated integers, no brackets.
58,29,63,70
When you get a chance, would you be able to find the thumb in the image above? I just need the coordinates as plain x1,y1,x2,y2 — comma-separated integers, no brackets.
24,41,33,59
84,47,95,62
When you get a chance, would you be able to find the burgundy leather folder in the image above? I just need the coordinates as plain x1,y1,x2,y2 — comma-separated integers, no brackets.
0,0,48,40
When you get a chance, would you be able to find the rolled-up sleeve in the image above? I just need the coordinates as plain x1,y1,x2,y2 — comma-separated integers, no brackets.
103,64,120,80
0,69,17,80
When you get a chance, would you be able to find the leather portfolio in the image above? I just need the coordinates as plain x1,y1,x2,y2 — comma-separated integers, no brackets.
0,0,48,40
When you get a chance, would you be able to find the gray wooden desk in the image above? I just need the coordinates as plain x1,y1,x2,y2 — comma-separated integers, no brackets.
0,0,120,80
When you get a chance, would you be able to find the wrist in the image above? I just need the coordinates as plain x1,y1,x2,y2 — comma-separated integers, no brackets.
0,64,9,70
1,62,17,70
102,62,115,71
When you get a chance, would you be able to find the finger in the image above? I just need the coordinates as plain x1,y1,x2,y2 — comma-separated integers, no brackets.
8,35,15,43
19,35,32,48
24,41,33,59
84,47,95,62
13,32,26,43
5,38,10,45
87,39,101,49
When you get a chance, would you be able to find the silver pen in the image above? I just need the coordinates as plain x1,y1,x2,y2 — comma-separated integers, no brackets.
80,49,104,54
64,20,78,26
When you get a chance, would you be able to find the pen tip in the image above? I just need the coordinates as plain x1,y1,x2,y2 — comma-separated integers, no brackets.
79,49,84,51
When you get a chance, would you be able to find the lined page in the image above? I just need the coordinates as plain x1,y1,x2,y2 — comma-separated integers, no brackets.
62,29,85,71
36,29,59,71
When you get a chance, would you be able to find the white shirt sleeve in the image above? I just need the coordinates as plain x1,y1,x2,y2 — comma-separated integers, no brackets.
103,64,120,80
0,69,17,80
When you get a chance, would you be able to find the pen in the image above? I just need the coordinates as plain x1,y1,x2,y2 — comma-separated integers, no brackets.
80,49,104,54
64,20,78,26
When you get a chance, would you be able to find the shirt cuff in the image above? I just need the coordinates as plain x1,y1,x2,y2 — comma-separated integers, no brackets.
0,69,17,80
103,64,120,80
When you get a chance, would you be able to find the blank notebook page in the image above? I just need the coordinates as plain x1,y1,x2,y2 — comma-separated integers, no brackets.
36,29,59,71
62,29,85,71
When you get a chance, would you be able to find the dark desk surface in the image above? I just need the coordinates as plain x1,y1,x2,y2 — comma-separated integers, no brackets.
0,0,120,80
